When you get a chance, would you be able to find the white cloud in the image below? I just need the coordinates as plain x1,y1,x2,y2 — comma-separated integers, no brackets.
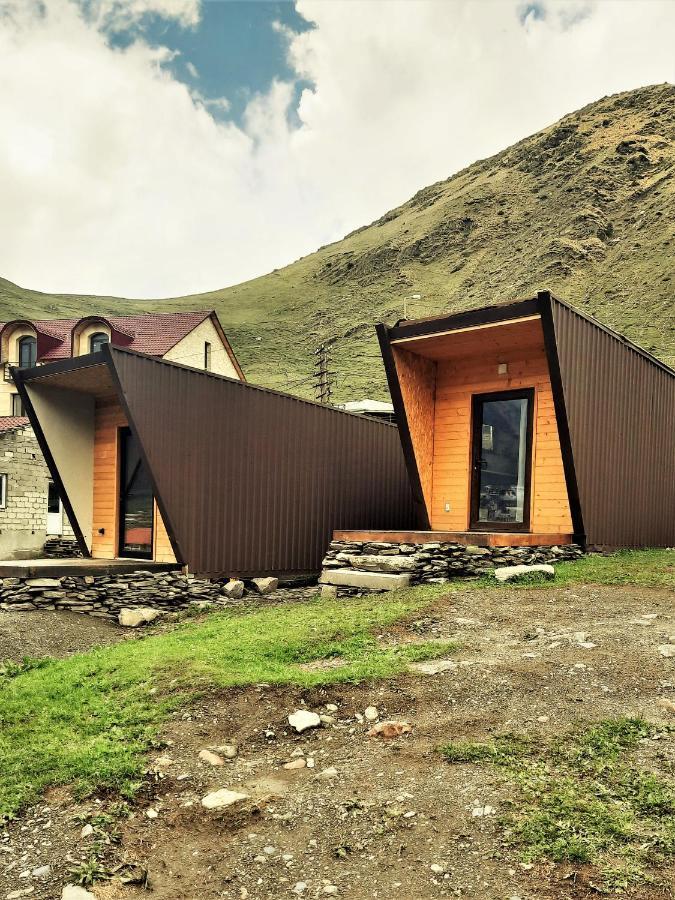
0,0,673,297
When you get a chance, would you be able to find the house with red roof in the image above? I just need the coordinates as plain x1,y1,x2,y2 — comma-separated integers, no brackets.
0,311,243,558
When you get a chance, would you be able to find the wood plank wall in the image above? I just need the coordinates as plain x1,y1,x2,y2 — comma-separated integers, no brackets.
91,396,176,563
91,397,126,559
392,346,437,510
430,344,572,533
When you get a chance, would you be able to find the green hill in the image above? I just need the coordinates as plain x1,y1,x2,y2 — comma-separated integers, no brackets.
2,83,673,400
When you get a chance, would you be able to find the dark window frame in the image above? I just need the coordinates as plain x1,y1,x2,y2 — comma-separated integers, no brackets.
0,473,7,510
204,341,212,371
469,387,535,533
89,331,109,354
18,335,37,369
11,393,24,416
117,426,154,560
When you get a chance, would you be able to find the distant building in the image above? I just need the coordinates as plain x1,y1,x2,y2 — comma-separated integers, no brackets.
337,399,396,422
0,311,243,559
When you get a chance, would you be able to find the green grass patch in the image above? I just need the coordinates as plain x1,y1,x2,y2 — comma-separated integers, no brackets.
0,585,451,820
466,549,675,590
441,718,675,891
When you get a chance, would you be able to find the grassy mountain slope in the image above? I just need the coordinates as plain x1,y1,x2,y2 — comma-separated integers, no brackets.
2,83,673,400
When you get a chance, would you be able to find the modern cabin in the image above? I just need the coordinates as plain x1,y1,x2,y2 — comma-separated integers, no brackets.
362,291,675,551
14,346,414,578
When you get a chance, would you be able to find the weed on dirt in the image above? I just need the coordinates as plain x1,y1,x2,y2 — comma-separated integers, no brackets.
441,717,675,892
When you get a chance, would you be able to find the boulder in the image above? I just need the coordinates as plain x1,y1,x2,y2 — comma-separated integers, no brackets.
493,564,555,583
320,584,338,599
201,789,249,810
62,888,98,900
348,554,416,573
222,579,245,599
118,607,162,627
319,569,411,591
199,749,225,766
252,577,279,595
288,709,321,732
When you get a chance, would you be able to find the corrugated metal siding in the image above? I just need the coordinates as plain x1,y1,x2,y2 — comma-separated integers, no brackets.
551,300,675,548
110,349,415,577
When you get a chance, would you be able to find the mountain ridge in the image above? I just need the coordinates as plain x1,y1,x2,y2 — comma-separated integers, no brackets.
2,82,674,399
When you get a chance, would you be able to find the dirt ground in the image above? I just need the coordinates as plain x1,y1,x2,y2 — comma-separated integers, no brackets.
1,582,674,900
0,609,127,661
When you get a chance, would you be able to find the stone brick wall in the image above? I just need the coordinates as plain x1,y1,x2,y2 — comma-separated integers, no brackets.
322,539,583,591
0,570,225,619
0,425,76,559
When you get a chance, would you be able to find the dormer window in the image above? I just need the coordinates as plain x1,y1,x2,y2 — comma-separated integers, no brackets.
90,332,109,354
18,336,37,369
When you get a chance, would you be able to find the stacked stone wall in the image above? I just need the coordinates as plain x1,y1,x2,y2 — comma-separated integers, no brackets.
322,539,583,591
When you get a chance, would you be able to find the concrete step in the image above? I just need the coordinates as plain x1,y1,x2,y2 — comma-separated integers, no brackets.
319,568,412,591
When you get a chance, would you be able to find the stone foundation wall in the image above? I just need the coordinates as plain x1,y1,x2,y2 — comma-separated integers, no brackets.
322,539,583,588
0,570,227,619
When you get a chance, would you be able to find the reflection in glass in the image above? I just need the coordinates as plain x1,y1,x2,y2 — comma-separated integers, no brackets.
477,397,529,524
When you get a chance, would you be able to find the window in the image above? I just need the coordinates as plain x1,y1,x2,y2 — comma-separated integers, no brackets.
18,336,37,369
89,332,109,353
47,481,60,514
204,341,212,371
0,475,7,510
11,393,24,416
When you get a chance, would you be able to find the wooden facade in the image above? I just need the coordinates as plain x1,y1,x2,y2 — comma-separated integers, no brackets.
385,313,574,543
91,395,175,563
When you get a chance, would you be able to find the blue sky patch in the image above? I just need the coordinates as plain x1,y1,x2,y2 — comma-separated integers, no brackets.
108,1,313,126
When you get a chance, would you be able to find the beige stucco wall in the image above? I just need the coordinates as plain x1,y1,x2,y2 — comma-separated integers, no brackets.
164,317,240,379
73,322,112,356
0,325,38,416
24,382,95,549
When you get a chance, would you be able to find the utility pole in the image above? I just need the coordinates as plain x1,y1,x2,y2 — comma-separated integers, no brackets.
313,342,335,404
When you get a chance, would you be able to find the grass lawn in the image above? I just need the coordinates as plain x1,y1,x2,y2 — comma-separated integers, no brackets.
0,586,451,820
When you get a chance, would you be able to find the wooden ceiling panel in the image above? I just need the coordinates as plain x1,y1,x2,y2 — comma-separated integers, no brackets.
391,316,545,360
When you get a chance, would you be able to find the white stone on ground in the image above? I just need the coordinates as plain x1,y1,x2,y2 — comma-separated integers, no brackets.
252,577,279,595
118,607,162,627
201,789,249,810
221,579,245,599
493,564,554,583
62,888,98,900
364,705,379,721
288,709,321,732
215,743,238,758
659,644,675,658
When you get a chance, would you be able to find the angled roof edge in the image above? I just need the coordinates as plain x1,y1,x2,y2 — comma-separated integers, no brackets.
17,345,399,429
382,291,674,379
207,310,246,381
386,297,540,341
546,292,675,380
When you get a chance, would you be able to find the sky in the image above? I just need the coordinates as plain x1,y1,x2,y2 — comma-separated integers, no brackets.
0,0,673,299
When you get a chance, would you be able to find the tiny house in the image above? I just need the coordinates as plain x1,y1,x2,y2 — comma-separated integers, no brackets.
14,346,414,577
374,291,675,550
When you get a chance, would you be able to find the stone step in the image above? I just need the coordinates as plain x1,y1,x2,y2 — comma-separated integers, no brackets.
319,568,411,591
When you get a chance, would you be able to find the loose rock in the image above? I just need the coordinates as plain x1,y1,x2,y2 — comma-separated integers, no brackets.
252,577,279,595
199,749,225,766
118,607,162,628
288,709,321,732
364,705,379,722
62,888,98,900
659,644,675,658
201,789,249,810
367,721,413,739
221,579,245,599
494,564,554,583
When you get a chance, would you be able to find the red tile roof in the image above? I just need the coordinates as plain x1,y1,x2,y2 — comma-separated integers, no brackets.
0,416,30,433
0,310,213,360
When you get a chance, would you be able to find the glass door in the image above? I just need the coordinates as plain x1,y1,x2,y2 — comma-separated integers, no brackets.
118,427,154,559
470,389,534,531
